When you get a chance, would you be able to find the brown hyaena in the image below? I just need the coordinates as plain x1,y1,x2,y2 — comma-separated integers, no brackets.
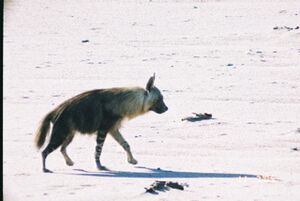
35,74,168,173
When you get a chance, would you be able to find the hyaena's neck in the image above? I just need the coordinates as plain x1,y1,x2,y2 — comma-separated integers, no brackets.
128,89,150,119
113,87,148,120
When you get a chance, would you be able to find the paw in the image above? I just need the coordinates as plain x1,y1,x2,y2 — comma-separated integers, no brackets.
66,160,74,166
128,158,138,165
43,168,53,173
96,161,110,171
97,165,110,171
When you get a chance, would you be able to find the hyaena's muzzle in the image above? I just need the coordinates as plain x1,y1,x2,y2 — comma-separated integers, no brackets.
151,98,168,114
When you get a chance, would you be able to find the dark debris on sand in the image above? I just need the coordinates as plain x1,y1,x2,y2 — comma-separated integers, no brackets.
182,113,213,122
145,181,187,194
273,26,299,31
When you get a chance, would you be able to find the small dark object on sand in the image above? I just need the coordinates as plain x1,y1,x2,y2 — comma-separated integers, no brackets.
145,181,186,194
292,147,299,151
273,26,299,31
166,181,184,190
182,112,213,122
82,40,89,43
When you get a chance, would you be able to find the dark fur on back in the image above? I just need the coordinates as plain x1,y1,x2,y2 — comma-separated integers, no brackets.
35,87,150,148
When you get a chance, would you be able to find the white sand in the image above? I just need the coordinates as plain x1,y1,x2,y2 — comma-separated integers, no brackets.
4,0,300,200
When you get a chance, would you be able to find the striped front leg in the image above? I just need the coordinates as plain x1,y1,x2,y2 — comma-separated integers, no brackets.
95,131,108,170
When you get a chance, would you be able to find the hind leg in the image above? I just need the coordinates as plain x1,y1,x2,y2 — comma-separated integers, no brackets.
42,142,63,173
60,132,75,166
41,125,70,173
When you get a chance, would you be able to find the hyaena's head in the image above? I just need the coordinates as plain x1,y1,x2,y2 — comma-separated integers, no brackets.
145,74,168,114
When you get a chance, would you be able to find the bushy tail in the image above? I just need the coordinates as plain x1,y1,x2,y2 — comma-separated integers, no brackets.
35,111,55,149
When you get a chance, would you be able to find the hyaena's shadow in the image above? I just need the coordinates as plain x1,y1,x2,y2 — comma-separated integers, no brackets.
66,166,257,179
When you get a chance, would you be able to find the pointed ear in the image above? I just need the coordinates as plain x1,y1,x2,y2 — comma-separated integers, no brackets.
146,73,155,91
